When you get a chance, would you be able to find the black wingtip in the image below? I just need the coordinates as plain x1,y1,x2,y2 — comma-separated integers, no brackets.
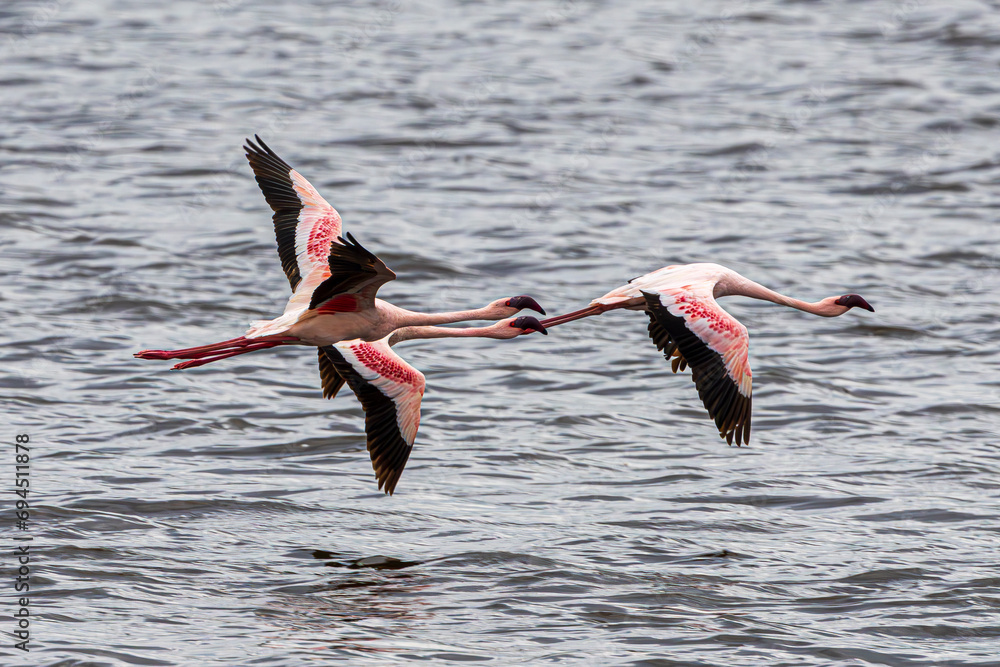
253,134,281,160
335,232,360,248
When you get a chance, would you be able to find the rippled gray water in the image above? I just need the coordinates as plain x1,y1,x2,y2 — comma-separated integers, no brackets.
3,0,1000,665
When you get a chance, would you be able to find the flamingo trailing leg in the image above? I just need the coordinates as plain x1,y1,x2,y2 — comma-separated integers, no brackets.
539,263,874,445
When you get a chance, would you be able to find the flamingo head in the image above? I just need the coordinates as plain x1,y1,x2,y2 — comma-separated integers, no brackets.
489,295,546,318
488,316,548,338
832,294,875,314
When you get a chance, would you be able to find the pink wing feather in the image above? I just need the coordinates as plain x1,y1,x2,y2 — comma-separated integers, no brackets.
290,168,341,283
642,286,753,445
244,136,341,300
322,338,426,494
658,287,751,397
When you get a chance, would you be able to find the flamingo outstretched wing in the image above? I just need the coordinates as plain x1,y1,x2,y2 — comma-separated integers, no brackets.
308,233,397,311
244,135,342,292
641,289,752,445
318,347,346,399
321,338,426,494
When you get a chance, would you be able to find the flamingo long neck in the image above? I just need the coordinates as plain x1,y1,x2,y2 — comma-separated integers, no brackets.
394,306,498,328
390,325,504,344
732,278,837,316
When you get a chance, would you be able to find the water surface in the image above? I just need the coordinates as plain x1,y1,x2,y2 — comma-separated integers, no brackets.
2,0,999,664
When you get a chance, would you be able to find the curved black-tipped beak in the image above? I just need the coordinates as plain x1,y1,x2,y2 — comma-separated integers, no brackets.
505,295,546,316
837,294,874,312
511,315,547,335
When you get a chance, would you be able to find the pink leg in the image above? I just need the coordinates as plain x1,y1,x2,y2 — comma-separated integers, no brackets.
165,336,296,360
539,305,610,329
135,336,248,359
170,339,293,370
135,335,297,360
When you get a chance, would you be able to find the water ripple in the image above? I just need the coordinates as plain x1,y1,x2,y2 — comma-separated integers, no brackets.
4,0,1000,665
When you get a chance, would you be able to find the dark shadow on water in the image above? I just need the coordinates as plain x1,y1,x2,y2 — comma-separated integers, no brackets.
310,549,423,571
256,549,433,656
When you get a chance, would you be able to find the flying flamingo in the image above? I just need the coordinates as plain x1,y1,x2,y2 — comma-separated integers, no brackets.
538,263,874,446
136,136,547,493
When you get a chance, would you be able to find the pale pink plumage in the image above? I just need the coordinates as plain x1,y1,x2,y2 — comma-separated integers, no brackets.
337,338,425,446
541,263,874,445
650,285,752,399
